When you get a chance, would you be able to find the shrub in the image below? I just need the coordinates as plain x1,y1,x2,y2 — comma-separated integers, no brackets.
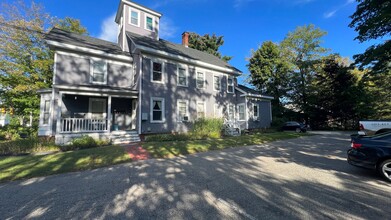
0,138,58,156
145,118,224,142
59,136,109,152
192,118,224,139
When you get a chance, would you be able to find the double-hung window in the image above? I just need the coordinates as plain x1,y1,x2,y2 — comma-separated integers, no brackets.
43,100,50,125
253,103,259,120
214,75,221,91
177,100,188,121
152,61,163,82
227,77,234,93
197,102,206,119
178,66,188,87
197,72,205,89
130,9,139,26
228,104,235,121
145,15,154,31
238,104,246,121
214,104,223,118
151,98,164,123
91,59,107,84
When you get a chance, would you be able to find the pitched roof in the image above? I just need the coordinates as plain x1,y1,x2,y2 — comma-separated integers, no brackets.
45,28,131,57
237,84,274,99
126,32,242,74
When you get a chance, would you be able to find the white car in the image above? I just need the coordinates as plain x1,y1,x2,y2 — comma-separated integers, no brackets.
359,120,391,135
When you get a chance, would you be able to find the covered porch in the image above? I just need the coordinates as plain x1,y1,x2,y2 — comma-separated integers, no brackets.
50,85,139,144
59,94,138,134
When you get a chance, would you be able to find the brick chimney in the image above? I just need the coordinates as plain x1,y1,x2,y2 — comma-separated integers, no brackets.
182,32,189,48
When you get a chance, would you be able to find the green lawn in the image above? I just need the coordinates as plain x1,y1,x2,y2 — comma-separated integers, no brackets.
0,146,131,183
0,132,307,183
144,132,307,158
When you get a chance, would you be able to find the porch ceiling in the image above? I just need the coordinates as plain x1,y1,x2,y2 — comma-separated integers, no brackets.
53,85,138,98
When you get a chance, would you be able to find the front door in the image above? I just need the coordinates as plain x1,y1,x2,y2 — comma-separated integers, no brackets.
131,99,137,130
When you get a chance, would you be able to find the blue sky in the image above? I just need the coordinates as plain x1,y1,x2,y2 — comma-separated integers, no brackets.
27,0,372,82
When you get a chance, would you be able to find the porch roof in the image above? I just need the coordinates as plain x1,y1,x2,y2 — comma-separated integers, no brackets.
53,85,138,98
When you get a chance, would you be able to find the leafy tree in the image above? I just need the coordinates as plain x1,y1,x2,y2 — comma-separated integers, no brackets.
0,0,88,124
349,0,391,119
247,41,292,117
280,24,328,122
312,54,364,129
349,0,390,73
55,17,88,35
188,32,232,62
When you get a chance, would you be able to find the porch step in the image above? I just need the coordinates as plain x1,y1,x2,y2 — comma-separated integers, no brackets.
111,130,140,144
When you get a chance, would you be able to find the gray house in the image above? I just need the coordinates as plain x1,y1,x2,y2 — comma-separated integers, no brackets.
38,0,273,144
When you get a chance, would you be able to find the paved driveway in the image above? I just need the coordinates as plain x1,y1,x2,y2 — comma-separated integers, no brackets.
0,132,390,219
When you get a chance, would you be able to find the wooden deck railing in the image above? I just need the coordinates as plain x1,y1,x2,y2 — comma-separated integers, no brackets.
60,118,108,133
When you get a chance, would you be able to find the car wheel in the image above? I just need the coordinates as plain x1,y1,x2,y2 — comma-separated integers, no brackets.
378,159,391,182
295,128,301,133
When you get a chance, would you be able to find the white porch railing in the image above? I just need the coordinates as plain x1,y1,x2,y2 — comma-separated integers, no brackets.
60,118,108,133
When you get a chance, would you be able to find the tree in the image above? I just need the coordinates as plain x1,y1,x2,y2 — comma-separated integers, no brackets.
312,54,364,129
55,17,88,35
0,0,88,124
188,32,232,62
349,0,390,73
349,0,391,119
280,24,328,122
247,41,292,117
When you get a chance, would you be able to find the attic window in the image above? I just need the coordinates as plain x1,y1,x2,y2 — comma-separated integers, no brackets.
145,15,153,31
227,77,234,93
130,9,140,26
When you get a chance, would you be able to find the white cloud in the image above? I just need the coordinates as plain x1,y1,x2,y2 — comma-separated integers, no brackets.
159,18,178,39
324,0,355,19
324,10,337,18
98,13,117,42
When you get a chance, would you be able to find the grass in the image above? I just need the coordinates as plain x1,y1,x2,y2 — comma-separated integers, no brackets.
0,146,131,183
0,132,307,183
143,132,307,158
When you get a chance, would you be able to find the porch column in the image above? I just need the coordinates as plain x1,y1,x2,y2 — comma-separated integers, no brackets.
56,92,63,135
107,96,112,133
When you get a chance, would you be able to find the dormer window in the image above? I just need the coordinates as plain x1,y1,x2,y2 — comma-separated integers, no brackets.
145,15,154,31
130,8,140,26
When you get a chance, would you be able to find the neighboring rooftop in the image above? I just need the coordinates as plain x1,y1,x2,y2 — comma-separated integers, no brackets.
126,31,242,74
45,28,131,57
237,84,273,99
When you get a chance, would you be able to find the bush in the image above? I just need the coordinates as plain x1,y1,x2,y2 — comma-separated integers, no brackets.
145,118,224,142
192,118,224,139
0,138,58,156
60,136,99,152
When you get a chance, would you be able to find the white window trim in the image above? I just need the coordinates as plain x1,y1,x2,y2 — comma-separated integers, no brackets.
213,74,221,92
227,104,235,121
177,64,188,87
177,99,189,122
227,76,234,93
196,71,205,89
150,59,164,84
129,7,140,27
196,101,206,119
150,97,165,123
144,14,154,32
90,58,108,85
214,104,222,118
42,99,50,125
253,103,260,121
238,103,246,121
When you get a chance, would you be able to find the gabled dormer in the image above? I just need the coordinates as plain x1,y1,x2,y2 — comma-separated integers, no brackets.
115,0,162,51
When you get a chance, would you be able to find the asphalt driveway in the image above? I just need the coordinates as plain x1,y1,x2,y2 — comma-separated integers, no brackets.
0,131,390,219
